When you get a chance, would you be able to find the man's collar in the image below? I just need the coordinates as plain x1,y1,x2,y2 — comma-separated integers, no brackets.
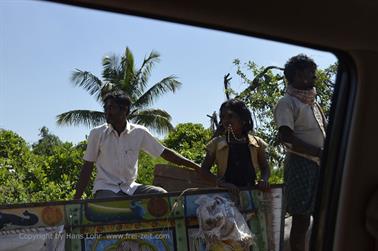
125,122,131,133
106,121,131,135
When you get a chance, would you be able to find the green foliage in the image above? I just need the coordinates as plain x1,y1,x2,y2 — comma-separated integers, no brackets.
32,126,62,155
137,151,167,185
0,128,92,204
314,63,338,116
163,123,212,164
269,166,284,184
0,129,29,159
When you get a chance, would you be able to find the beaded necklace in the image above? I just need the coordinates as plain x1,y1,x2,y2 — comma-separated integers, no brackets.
227,124,246,143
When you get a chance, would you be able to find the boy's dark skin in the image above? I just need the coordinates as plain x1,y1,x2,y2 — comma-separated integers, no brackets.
279,66,323,251
74,98,200,199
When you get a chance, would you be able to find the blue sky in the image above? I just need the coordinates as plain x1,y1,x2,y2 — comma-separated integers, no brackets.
0,0,337,144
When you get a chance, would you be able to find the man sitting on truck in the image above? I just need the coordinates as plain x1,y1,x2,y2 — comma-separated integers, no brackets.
74,90,201,199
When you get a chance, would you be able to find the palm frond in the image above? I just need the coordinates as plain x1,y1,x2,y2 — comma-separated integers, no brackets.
102,55,123,85
134,51,160,93
100,82,117,101
120,47,136,91
133,76,182,108
119,79,141,104
61,48,179,133
71,70,103,101
129,109,173,134
56,110,105,128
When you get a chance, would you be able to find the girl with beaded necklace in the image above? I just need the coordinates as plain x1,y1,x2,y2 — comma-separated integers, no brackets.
200,99,270,192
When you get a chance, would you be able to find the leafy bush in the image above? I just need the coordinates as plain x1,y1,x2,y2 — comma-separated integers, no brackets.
0,129,92,204
163,123,212,164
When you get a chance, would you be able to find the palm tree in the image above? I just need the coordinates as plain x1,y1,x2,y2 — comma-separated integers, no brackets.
56,47,181,134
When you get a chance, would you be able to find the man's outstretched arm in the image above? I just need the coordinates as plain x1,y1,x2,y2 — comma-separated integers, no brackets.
74,161,94,200
161,148,218,186
160,148,201,171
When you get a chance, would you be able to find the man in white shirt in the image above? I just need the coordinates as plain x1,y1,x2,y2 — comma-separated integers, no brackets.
74,90,201,199
274,54,327,251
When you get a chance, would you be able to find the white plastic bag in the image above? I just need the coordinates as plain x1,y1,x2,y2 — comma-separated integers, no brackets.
195,195,254,250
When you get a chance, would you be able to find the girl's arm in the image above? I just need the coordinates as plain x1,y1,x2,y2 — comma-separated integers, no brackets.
199,152,218,185
258,147,270,190
201,152,239,195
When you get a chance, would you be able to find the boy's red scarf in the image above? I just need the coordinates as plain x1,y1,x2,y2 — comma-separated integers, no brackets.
286,85,316,105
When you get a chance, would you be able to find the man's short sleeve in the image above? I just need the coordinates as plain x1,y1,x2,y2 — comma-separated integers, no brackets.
274,97,295,130
83,129,100,162
141,128,165,157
